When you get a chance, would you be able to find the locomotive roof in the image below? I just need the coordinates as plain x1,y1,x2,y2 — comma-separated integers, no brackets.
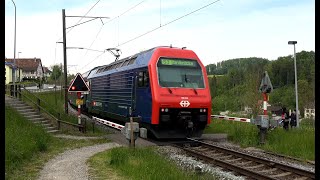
87,46,161,79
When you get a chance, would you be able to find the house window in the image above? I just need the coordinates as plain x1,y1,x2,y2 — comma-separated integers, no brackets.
31,71,34,74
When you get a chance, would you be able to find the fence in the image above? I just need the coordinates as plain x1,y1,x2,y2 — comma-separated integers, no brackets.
5,84,85,133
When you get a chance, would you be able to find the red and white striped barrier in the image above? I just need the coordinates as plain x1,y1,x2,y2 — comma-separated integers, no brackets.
211,115,251,123
92,116,124,130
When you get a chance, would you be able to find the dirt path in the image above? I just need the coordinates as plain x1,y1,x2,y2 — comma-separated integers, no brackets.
38,140,121,180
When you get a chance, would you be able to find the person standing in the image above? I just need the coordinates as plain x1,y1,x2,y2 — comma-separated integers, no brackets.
290,110,297,128
282,107,289,130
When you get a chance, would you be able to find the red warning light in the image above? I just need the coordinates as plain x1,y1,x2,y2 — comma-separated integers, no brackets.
71,86,76,90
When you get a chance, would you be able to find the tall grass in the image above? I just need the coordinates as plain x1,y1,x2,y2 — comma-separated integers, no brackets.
5,105,52,176
264,126,314,160
205,119,259,146
205,119,315,160
88,147,218,180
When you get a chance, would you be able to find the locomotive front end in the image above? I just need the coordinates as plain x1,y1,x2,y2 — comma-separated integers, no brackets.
149,47,211,139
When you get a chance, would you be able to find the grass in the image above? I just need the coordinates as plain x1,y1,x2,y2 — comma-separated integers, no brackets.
205,119,259,146
20,90,106,136
5,104,110,180
88,147,218,180
5,105,52,176
204,119,315,161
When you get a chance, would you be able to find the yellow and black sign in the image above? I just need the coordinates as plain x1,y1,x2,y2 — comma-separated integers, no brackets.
76,99,84,105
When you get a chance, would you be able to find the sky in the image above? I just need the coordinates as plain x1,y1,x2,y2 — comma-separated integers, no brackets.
5,0,315,74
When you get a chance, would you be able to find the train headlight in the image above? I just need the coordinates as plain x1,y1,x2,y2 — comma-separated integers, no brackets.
161,108,165,112
203,109,206,112
200,109,203,112
165,108,169,112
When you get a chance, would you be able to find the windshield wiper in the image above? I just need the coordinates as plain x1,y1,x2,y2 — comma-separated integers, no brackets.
162,82,172,94
193,88,198,95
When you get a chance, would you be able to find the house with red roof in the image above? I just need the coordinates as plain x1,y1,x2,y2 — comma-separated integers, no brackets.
5,57,44,80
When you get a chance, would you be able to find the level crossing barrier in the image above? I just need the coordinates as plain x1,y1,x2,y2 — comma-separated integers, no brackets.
211,115,251,123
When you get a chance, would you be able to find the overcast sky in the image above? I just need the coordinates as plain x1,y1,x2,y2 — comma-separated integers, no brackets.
5,0,315,74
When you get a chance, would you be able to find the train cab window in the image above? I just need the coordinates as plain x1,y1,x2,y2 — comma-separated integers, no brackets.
157,58,205,88
138,71,149,87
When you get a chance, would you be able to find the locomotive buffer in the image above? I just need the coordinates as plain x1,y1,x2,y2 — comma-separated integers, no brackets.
68,73,90,131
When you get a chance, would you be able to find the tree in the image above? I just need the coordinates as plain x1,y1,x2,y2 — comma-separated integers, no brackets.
298,79,313,115
50,65,62,81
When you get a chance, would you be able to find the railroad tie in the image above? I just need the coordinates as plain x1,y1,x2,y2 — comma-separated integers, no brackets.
270,172,292,178
257,168,278,173
224,158,242,162
235,161,252,166
211,153,224,156
246,164,265,169
293,177,308,180
218,155,233,159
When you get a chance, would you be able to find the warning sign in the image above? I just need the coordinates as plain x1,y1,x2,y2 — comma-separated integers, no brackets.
76,99,84,105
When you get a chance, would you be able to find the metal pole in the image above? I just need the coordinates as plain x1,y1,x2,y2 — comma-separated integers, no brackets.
262,93,268,115
62,9,68,114
11,0,16,98
18,52,21,82
293,44,299,127
55,78,57,106
77,92,82,131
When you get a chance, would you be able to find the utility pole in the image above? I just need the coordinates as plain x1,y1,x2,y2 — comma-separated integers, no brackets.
288,41,299,127
11,0,16,97
62,9,68,114
61,9,109,114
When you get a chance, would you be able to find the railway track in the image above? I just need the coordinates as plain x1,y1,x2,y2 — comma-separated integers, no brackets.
172,138,315,180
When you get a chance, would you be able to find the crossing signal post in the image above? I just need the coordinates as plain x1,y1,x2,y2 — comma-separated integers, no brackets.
257,71,273,144
68,73,90,130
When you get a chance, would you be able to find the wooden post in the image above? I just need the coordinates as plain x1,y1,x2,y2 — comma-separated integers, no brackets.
83,118,86,133
57,113,61,130
37,98,41,113
92,121,95,133
18,84,21,100
129,107,134,148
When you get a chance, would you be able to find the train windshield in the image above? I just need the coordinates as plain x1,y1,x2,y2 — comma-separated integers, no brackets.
157,58,205,88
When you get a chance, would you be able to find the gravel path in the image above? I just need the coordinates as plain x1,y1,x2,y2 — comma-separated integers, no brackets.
38,142,121,180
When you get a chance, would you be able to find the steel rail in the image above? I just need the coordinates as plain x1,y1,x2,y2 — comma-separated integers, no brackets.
184,138,315,179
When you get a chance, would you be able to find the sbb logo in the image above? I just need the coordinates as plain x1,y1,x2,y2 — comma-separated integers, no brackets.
180,100,190,107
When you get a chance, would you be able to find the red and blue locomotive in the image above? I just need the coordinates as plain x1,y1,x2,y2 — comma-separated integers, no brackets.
69,46,211,139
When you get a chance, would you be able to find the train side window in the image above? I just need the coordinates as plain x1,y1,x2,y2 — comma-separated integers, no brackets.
138,71,149,87
138,72,144,87
144,71,149,86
